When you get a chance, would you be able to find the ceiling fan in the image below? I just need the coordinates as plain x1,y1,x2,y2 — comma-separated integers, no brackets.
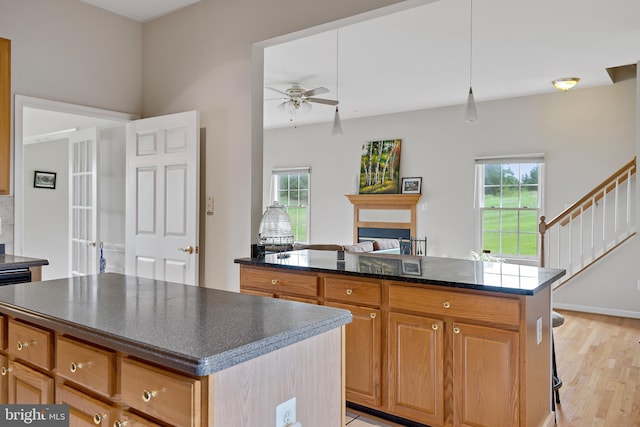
265,85,338,114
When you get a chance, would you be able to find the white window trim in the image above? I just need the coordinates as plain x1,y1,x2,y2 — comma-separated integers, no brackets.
474,155,545,261
270,167,311,243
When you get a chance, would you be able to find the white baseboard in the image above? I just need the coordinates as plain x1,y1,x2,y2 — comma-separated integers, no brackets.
552,303,640,319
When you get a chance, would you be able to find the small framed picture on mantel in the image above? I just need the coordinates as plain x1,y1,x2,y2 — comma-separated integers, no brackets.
401,177,422,194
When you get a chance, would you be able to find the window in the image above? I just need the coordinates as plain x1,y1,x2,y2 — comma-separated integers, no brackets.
270,167,310,243
475,155,544,258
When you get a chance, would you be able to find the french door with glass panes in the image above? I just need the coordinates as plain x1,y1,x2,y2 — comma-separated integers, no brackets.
69,127,98,276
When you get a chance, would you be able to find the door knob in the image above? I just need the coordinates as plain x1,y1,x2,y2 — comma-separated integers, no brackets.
178,246,194,254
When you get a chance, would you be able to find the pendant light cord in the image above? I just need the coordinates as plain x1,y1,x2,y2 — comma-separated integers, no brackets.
336,29,340,101
469,0,473,88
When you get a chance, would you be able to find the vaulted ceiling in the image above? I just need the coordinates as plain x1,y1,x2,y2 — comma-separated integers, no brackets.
80,0,640,130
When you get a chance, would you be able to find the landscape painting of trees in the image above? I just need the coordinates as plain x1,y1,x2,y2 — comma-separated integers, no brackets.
359,139,401,194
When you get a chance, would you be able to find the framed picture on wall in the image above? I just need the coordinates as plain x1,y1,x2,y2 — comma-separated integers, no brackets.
34,171,56,189
401,177,422,194
359,139,402,194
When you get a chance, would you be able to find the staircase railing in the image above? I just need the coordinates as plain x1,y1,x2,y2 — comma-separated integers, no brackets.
538,157,636,288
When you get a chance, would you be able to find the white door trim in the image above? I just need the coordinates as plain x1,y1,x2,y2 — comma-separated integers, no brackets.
14,95,138,255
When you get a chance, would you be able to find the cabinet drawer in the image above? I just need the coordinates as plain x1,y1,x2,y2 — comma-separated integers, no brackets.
325,277,381,306
8,319,53,370
240,266,318,298
115,410,164,427
389,285,520,327
56,384,116,427
56,336,115,397
120,358,201,427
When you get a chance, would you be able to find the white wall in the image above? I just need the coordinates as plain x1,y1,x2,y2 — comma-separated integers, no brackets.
0,0,142,116
23,139,69,280
2,0,141,268
140,0,409,290
265,79,640,316
265,80,636,256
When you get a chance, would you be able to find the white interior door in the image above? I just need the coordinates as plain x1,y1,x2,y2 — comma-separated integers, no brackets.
125,111,200,285
69,127,98,276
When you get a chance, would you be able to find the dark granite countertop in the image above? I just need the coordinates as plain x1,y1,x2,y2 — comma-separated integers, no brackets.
235,250,566,296
0,254,49,271
0,273,351,376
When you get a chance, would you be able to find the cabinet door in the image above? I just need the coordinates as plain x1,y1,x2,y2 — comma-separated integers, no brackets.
453,322,519,427
56,384,115,427
326,302,381,407
388,312,444,426
8,361,54,404
0,354,7,403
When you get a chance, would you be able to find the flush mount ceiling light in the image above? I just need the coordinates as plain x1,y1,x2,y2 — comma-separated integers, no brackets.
552,77,580,92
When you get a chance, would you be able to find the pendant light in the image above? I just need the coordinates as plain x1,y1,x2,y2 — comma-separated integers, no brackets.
332,29,343,135
464,0,478,123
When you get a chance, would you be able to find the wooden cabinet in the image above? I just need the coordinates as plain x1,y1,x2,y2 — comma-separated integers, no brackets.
325,275,382,408
240,266,318,302
389,284,522,427
0,354,8,403
0,319,199,426
0,38,10,195
113,410,164,427
324,276,381,306
388,312,444,426
8,319,53,370
8,360,54,404
56,336,116,398
121,357,202,427
327,301,382,407
238,264,551,427
452,322,519,427
56,384,116,427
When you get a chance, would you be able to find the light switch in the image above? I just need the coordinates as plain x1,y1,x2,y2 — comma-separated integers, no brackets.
206,196,214,215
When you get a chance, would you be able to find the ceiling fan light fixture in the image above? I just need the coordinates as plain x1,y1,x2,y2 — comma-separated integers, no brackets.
552,77,580,91
332,106,343,135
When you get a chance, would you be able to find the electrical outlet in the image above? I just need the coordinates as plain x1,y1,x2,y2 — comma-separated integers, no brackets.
536,317,542,345
276,397,296,427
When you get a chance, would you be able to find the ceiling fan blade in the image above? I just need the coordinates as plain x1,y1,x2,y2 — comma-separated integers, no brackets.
264,97,286,101
265,86,289,96
303,87,329,97
307,97,338,106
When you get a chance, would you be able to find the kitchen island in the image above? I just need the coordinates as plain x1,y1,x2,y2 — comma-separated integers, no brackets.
0,253,48,282
235,250,566,427
0,273,351,426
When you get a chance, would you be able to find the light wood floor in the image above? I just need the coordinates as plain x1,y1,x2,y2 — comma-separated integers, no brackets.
554,310,640,426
